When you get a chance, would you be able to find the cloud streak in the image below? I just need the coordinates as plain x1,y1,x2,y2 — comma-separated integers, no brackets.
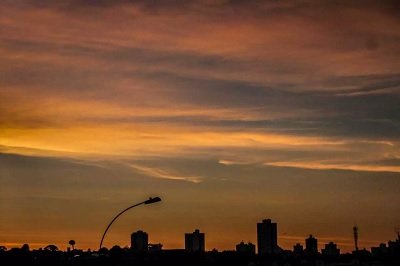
126,163,203,183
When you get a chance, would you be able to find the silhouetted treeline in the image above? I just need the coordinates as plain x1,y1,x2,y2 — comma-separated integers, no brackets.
1,245,400,266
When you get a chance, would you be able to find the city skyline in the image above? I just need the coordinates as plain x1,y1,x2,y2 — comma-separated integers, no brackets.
3,217,397,254
1,234,399,266
2,218,400,256
1,0,400,254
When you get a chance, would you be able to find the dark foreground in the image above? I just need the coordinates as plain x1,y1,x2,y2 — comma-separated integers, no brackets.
1,247,400,266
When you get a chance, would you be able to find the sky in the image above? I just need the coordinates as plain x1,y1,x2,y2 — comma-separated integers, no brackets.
0,0,400,253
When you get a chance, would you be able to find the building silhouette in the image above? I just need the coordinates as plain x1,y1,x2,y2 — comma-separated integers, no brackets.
322,241,340,256
131,230,148,252
372,234,400,256
387,233,400,255
236,241,256,254
148,243,163,252
305,235,318,255
185,229,205,252
371,243,388,256
293,243,303,255
257,219,278,255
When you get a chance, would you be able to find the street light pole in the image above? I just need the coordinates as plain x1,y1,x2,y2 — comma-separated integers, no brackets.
99,197,161,250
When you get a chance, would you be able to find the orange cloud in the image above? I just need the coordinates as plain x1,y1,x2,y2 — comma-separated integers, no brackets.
265,161,400,173
1,1,399,253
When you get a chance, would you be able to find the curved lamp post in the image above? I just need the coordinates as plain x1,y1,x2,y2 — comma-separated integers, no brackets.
99,197,161,250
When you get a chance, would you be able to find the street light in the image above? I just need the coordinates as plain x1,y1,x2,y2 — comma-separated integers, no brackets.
99,197,162,250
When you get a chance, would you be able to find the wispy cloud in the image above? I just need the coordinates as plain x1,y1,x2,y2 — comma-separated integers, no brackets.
126,163,203,183
265,161,400,173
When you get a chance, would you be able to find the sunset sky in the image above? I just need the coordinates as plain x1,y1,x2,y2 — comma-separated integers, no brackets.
1,0,400,253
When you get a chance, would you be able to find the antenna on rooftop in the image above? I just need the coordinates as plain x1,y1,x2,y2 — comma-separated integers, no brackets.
353,225,359,251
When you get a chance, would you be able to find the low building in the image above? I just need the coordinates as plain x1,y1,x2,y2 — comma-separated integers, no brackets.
236,241,256,254
148,243,163,252
185,229,205,252
321,242,340,256
293,243,303,255
131,230,148,252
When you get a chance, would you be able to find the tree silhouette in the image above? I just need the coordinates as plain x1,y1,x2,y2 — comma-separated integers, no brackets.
44,245,58,252
68,240,76,250
21,244,30,253
110,245,124,259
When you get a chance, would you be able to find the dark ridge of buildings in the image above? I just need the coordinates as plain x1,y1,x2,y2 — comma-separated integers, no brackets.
2,220,400,265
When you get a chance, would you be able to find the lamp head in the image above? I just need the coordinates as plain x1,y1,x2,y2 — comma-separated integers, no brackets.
144,197,162,204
